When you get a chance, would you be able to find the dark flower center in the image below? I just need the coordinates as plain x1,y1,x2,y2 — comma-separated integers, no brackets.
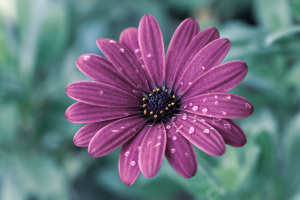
142,88,180,122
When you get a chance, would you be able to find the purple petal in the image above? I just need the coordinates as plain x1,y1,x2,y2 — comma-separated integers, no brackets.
172,114,226,156
180,92,254,119
139,122,166,178
118,123,149,186
165,18,200,89
65,81,141,108
138,14,165,88
181,60,248,100
96,38,149,93
65,102,140,123
172,27,219,89
119,27,152,86
76,54,133,94
73,120,114,147
185,113,247,147
175,38,230,95
88,116,146,157
164,120,197,178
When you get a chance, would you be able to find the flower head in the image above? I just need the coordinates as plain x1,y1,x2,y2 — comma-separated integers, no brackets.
65,14,254,186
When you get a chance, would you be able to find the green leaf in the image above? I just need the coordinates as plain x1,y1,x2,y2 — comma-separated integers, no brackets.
265,26,300,46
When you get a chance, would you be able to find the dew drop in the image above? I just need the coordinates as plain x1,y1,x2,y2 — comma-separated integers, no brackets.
213,118,222,123
119,48,124,53
171,149,176,154
100,91,104,95
158,125,161,129
200,119,206,122
245,103,252,109
189,102,193,106
182,115,188,121
202,108,208,113
180,81,184,85
224,123,232,130
135,69,139,73
202,66,205,70
109,40,115,43
203,99,206,102
189,82,192,85
133,89,139,93
227,95,231,100
215,95,218,98
131,161,136,166
172,116,177,121
189,126,195,134
138,146,141,151
183,105,188,109
173,136,177,140
142,65,145,68
178,125,183,129
192,106,199,111
167,133,171,137
185,152,189,158
215,101,218,105
166,125,171,129
193,119,197,122
135,49,140,53
133,129,137,133
157,136,161,139
121,127,125,129
223,111,227,115
124,113,129,116
140,57,143,59
112,130,118,133
84,55,90,60
147,53,151,57
155,143,161,147
147,141,151,146
124,151,130,156
203,129,210,134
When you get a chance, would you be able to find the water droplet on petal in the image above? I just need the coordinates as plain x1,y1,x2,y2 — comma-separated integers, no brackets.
189,126,195,134
131,161,136,166
133,128,137,133
171,149,176,154
112,130,118,133
189,82,192,85
182,115,188,120
109,40,115,43
171,116,177,121
157,136,161,139
140,57,143,59
202,108,208,113
185,152,189,157
223,111,227,115
215,95,218,98
84,55,90,60
203,99,206,102
180,81,184,85
189,102,193,106
147,141,151,146
124,151,130,156
124,113,129,116
166,125,171,129
213,118,222,123
135,69,139,73
178,125,183,129
147,53,151,57
119,48,124,53
100,91,104,95
158,125,161,129
138,146,141,151
121,127,125,129
203,129,210,134
183,105,188,109
192,106,199,111
142,65,145,68
224,123,232,130
155,143,161,147
245,103,252,109
193,119,197,122
202,66,205,70
135,49,140,53
215,101,218,105
227,95,231,99
173,136,177,140
200,119,206,122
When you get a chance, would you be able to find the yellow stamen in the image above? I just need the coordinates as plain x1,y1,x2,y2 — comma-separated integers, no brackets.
172,95,176,98
149,94,152,97
153,89,156,92
168,104,171,107
165,89,168,92
160,111,163,114
157,88,160,92
165,107,168,110
150,111,153,115
143,97,146,101
154,115,157,119
171,102,175,106
144,110,147,114
143,104,146,107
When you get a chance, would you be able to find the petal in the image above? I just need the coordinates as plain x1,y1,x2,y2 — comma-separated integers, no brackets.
181,60,248,100
97,38,149,93
172,114,226,156
65,81,141,108
88,116,146,157
164,120,197,178
65,102,140,123
138,14,165,88
180,92,254,119
119,27,153,86
139,122,166,178
76,54,133,93
118,123,149,186
185,113,247,147
165,18,200,89
175,38,231,95
73,120,114,147
172,27,219,89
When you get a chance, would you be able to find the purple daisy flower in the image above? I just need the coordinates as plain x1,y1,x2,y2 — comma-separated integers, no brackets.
65,14,254,186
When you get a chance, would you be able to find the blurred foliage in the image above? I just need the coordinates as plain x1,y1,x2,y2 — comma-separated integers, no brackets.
0,0,300,199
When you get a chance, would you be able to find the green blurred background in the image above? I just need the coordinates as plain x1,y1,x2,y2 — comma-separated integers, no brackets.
1,0,300,199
